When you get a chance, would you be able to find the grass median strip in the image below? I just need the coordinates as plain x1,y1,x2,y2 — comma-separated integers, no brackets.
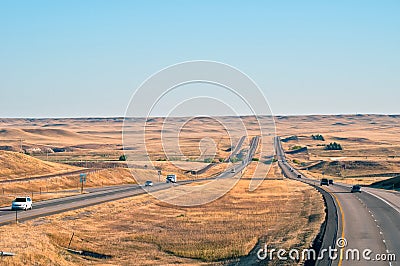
0,177,324,265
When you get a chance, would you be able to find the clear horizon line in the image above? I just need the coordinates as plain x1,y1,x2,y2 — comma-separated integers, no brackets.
1,112,400,119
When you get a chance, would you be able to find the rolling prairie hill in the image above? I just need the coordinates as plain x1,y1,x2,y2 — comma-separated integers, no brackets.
0,150,79,180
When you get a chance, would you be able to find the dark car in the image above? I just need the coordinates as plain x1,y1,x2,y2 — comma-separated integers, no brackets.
297,174,301,178
328,179,334,185
320,178,329,186
351,185,361,193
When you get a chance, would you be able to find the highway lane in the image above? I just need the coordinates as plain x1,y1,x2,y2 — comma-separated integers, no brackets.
275,137,338,266
0,175,232,225
357,189,400,266
363,187,400,212
227,136,259,176
326,184,388,266
225,136,246,162
197,135,247,175
275,136,399,266
328,183,400,266
212,136,259,180
0,136,260,226
0,183,168,225
0,184,149,213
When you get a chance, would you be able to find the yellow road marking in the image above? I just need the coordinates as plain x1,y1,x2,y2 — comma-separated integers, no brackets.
324,186,345,266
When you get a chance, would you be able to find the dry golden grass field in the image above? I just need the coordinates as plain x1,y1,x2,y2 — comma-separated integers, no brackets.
276,114,400,185
0,166,143,207
1,114,398,264
0,150,79,180
0,176,324,265
0,116,275,184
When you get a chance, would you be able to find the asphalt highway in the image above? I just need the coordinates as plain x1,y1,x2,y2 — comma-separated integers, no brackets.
0,136,260,226
275,137,399,266
0,183,164,225
225,136,246,162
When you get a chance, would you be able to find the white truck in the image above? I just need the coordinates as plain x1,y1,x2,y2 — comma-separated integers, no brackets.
166,174,177,183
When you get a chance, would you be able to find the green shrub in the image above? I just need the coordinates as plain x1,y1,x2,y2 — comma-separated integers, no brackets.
230,157,239,163
325,142,342,150
290,145,303,150
312,134,325,141
204,158,213,163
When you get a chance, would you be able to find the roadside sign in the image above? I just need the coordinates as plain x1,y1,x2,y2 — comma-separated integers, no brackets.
157,170,162,182
79,173,87,193
80,173,87,183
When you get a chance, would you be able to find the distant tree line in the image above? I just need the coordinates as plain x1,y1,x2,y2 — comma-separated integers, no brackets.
325,142,342,150
312,134,325,141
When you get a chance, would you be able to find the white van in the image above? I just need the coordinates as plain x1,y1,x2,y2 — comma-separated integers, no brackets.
11,196,32,211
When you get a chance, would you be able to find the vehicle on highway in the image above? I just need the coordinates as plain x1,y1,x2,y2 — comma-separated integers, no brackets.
231,168,236,173
320,178,329,186
351,185,361,193
290,168,294,172
297,174,301,178
329,179,334,185
144,180,153,187
166,174,177,183
11,196,32,211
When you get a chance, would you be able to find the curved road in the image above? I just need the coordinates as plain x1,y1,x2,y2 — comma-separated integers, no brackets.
276,137,399,266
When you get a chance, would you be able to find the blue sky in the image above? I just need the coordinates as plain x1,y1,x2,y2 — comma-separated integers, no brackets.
0,0,399,117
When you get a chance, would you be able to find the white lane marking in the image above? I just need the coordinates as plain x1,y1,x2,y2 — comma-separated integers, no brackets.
364,190,400,214
365,205,392,261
